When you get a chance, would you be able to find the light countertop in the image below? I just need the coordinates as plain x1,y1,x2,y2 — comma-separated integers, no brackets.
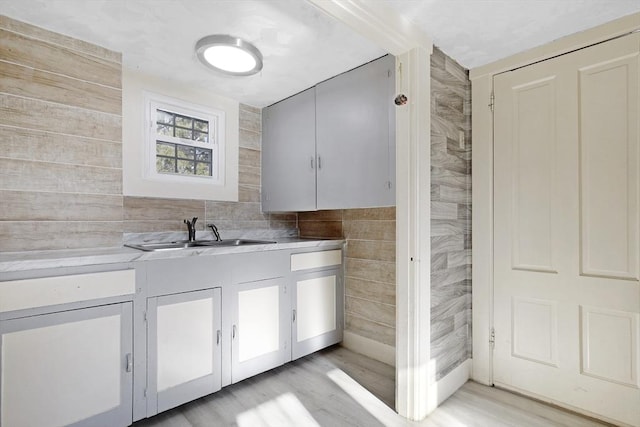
0,238,345,274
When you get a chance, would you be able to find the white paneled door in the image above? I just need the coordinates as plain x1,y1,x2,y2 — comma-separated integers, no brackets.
493,32,639,426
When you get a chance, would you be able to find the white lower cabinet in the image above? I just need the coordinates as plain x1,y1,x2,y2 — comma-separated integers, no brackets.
146,288,222,415
0,302,133,427
292,268,343,360
230,278,290,383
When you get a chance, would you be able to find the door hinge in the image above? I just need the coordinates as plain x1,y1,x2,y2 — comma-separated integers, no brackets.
143,388,147,398
489,327,495,348
489,92,495,112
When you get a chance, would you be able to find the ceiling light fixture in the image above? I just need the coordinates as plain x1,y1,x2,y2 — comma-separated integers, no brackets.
195,35,263,76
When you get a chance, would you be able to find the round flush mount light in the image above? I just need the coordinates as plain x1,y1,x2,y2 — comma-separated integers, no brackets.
195,35,263,76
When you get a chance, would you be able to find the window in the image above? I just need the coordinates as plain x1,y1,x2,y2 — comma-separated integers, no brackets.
145,94,225,184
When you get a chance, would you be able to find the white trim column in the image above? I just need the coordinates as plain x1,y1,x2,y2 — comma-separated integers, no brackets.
395,46,433,420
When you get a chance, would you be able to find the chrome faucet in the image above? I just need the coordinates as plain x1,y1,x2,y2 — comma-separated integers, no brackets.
208,223,221,241
183,217,198,242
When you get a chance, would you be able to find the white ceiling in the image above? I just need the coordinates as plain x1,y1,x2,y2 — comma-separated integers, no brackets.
1,0,638,108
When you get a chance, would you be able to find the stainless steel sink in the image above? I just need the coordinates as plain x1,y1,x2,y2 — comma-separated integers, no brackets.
125,239,276,252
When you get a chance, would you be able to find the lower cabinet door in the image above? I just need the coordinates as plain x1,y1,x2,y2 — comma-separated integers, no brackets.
147,288,222,415
0,303,133,427
231,278,290,383
292,269,344,360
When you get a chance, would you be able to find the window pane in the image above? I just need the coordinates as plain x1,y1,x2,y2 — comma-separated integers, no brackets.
177,159,195,174
175,115,193,129
177,145,195,159
157,110,174,125
175,128,192,139
196,162,211,176
156,142,175,156
194,120,209,132
193,131,209,143
195,148,211,162
156,157,176,174
157,124,173,137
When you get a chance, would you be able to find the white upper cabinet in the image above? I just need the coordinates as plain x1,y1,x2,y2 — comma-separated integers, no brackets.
262,88,317,212
316,54,396,210
262,55,396,212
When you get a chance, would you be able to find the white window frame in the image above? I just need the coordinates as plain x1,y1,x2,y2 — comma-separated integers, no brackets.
144,92,226,186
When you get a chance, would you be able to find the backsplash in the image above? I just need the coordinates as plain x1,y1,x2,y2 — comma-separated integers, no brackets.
299,208,396,349
0,15,124,251
430,47,472,380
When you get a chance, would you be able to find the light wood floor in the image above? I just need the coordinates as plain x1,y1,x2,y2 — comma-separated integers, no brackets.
134,346,612,427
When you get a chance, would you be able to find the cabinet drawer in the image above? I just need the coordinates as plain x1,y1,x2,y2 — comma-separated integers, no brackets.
0,270,135,313
291,249,342,271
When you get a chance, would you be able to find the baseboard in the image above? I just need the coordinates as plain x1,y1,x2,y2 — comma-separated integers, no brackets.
341,331,396,367
435,358,472,405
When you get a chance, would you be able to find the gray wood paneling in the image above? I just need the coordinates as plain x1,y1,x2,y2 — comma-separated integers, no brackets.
0,15,123,251
0,191,123,221
0,28,121,88
430,47,472,381
0,221,123,251
0,158,122,194
0,15,121,62
346,314,396,347
0,61,121,115
0,94,121,141
345,277,396,306
0,126,122,168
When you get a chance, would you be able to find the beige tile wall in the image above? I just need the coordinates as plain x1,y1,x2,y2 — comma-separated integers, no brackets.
0,16,296,251
299,207,396,348
0,15,124,251
123,104,297,236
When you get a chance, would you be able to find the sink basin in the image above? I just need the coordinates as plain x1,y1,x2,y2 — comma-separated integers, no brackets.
125,239,276,252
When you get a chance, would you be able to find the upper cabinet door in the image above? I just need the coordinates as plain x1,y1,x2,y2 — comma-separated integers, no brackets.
262,88,317,212
316,55,396,210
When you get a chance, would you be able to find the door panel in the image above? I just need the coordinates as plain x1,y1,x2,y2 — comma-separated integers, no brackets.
291,269,344,360
315,55,395,209
493,32,640,426
262,88,316,212
579,53,639,280
0,303,133,427
231,278,290,383
510,76,557,272
147,288,221,415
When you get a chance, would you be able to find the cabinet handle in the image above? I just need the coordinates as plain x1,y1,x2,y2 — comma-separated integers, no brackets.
216,329,221,345
318,156,322,169
311,157,315,170
125,353,133,373
292,309,297,323
232,325,237,340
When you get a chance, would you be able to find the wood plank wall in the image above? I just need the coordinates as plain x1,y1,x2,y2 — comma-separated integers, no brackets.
0,15,124,251
0,16,296,251
430,47,472,380
299,207,397,348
